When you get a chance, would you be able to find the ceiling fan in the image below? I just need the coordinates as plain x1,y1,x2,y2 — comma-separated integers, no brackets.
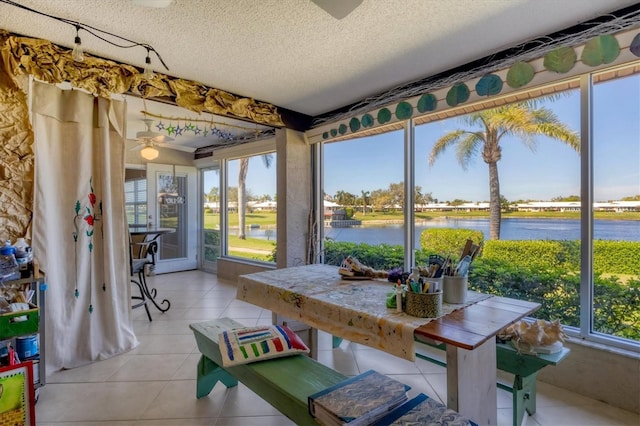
310,0,363,19
131,118,195,160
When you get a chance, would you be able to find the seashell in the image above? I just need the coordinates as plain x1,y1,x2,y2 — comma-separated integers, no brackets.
518,320,542,346
540,319,567,345
499,323,519,339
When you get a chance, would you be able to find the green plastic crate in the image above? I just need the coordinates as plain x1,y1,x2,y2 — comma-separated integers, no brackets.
0,307,39,340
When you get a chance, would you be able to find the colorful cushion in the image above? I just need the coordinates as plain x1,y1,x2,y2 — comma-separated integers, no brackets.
218,324,310,367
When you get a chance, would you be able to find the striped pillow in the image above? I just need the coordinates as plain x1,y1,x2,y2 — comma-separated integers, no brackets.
218,325,310,367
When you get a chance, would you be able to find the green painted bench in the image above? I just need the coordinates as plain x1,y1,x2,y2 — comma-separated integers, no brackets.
335,336,569,426
494,342,570,426
192,319,477,425
190,318,348,425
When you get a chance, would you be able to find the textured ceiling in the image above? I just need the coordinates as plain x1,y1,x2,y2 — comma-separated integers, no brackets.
1,0,638,150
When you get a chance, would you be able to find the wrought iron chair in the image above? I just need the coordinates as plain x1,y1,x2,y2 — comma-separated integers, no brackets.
130,235,170,321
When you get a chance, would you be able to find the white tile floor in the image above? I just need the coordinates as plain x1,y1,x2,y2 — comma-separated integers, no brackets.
36,270,640,426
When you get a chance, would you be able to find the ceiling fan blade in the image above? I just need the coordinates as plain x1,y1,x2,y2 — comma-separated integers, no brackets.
152,134,174,143
310,0,363,19
129,144,144,152
136,130,174,143
132,0,173,8
156,142,196,153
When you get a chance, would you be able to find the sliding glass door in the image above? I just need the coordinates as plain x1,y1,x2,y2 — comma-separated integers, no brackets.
146,163,198,273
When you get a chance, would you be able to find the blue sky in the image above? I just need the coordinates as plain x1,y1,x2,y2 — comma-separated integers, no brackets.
211,74,639,203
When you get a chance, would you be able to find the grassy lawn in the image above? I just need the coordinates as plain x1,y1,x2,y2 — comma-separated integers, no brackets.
228,234,276,251
229,250,271,261
204,211,277,228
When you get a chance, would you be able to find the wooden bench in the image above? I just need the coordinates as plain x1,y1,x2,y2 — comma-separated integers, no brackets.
192,318,478,425
493,342,570,426
190,318,348,425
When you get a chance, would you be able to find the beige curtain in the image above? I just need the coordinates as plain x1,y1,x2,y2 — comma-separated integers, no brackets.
31,82,138,371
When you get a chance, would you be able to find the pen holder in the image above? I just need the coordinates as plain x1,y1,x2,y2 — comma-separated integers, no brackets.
405,290,442,318
443,275,468,304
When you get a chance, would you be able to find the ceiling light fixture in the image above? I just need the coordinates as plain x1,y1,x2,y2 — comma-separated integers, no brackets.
0,0,170,74
72,24,84,62
140,145,159,160
143,48,155,80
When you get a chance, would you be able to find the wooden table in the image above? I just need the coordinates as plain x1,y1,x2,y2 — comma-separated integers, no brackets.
129,225,175,240
414,295,541,425
237,264,540,425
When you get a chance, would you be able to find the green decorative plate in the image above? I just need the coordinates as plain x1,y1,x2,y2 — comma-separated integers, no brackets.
446,84,470,107
506,61,535,88
395,102,413,120
361,113,374,127
543,46,576,74
377,108,392,124
349,117,361,133
476,74,503,96
581,35,620,66
417,94,437,113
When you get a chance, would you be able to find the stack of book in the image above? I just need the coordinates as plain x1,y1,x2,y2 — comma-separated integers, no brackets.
307,370,410,426
371,393,477,426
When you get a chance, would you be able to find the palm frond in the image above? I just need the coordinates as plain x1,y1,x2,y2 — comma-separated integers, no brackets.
456,133,484,170
429,129,467,166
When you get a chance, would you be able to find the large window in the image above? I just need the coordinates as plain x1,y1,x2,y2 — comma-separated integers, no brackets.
592,67,640,341
322,130,405,268
124,171,147,225
320,63,640,349
225,152,277,263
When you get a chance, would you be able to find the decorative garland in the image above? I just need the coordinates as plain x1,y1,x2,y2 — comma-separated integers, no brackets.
139,109,274,144
311,9,640,141
0,30,285,128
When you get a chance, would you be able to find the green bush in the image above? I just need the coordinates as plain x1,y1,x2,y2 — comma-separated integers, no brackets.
324,240,404,270
204,229,220,246
594,240,640,274
469,257,640,340
344,207,355,219
482,239,640,275
482,240,576,269
419,228,484,258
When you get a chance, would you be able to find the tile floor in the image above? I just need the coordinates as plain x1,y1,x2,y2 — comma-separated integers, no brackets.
36,270,639,426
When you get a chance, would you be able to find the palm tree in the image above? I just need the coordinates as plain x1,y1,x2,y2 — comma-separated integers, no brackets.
429,102,579,240
360,190,369,215
238,154,273,239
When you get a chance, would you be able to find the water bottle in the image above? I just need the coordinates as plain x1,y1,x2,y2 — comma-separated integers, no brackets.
14,238,31,278
0,240,15,256
0,240,19,281
14,238,28,253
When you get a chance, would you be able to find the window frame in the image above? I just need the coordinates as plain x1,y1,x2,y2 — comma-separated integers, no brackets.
316,62,639,353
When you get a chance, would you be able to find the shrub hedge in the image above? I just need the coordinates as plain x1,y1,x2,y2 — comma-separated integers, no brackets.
323,230,640,341
482,239,640,275
419,228,484,258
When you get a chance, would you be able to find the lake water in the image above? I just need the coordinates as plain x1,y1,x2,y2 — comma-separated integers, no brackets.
245,217,640,248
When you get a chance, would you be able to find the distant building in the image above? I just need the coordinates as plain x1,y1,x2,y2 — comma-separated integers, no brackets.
413,200,640,212
515,201,640,212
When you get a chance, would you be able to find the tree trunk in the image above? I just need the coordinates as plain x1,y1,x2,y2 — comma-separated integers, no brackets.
238,158,248,240
488,161,501,240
